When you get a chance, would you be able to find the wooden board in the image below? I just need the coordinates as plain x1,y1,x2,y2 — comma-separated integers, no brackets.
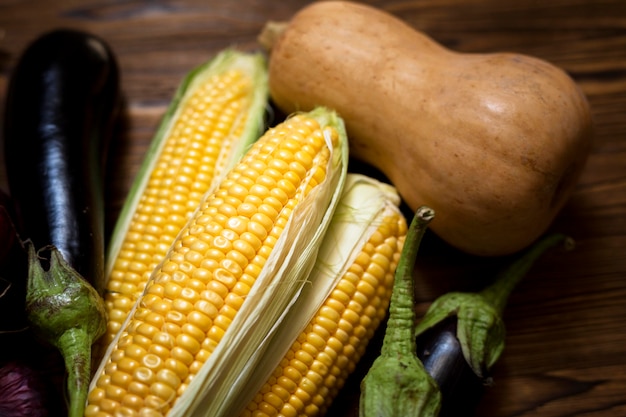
1,1,625,416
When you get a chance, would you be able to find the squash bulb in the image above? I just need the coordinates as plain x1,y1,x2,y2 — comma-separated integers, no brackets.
263,1,593,256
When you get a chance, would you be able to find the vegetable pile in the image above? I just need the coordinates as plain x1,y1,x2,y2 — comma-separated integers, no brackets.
0,2,592,417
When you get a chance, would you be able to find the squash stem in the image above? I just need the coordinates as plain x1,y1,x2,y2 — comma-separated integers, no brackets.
480,233,572,314
381,206,435,357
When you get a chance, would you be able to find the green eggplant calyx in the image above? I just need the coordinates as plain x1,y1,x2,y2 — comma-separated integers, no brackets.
25,241,106,417
360,355,442,417
414,292,504,379
360,207,442,417
414,233,572,379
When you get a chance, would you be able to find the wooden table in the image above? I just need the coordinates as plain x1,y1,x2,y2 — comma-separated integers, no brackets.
1,1,624,416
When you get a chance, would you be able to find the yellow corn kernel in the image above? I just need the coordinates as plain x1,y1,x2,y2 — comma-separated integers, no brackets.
100,50,268,350
241,181,407,417
87,110,344,417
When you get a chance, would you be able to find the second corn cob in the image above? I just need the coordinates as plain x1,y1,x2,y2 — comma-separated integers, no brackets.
87,107,348,417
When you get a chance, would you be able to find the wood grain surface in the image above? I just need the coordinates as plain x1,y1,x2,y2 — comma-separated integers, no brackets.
1,1,625,416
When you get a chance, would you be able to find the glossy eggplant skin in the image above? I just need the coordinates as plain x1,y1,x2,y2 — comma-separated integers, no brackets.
416,317,485,417
3,28,120,294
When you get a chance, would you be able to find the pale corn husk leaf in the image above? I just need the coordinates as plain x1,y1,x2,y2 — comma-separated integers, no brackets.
104,49,269,281
221,173,405,417
170,107,349,417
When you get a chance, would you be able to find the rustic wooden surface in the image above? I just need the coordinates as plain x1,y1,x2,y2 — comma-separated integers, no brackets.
1,1,625,416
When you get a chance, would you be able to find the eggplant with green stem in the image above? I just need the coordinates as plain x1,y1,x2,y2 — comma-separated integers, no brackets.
360,203,571,417
414,232,572,416
3,28,120,417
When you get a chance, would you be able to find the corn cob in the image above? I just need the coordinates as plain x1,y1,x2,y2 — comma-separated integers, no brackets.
238,174,408,417
86,107,348,417
100,49,269,349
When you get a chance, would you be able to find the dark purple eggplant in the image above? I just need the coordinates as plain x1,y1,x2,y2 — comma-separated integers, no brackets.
416,318,484,417
360,203,570,417
0,360,51,417
0,329,67,417
414,233,572,416
4,28,120,294
3,28,120,417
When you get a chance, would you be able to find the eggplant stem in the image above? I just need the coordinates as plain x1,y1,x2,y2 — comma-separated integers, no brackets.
381,206,435,356
359,206,441,417
58,327,92,417
25,242,106,417
480,233,573,314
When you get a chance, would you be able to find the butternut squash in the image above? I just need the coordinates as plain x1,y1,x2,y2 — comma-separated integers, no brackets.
261,1,593,256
